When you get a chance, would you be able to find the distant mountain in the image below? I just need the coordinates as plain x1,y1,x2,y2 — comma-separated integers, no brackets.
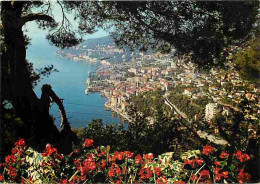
81,36,115,49
57,36,155,63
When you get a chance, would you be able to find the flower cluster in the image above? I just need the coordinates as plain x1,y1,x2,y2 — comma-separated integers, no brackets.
184,145,252,183
0,139,253,183
0,138,26,182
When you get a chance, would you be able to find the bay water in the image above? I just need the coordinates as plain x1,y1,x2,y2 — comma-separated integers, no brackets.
27,37,125,128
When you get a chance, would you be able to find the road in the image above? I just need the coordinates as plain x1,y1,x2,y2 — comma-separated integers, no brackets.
163,93,229,146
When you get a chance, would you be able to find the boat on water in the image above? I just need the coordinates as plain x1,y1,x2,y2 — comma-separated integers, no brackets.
85,88,89,95
86,78,90,85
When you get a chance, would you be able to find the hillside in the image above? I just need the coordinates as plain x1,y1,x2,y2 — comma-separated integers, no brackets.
57,36,152,63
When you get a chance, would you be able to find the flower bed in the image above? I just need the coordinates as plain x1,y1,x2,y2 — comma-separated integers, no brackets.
0,138,252,183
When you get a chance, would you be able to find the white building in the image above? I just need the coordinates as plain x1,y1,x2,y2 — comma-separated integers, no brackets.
205,103,218,121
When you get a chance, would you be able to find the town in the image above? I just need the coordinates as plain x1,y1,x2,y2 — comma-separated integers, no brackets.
56,37,259,145
60,45,258,122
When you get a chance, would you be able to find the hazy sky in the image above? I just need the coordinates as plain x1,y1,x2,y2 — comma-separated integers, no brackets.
23,2,109,46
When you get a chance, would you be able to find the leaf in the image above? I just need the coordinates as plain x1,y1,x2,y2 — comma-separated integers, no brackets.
64,155,70,162
25,147,35,155
228,164,235,171
220,161,227,168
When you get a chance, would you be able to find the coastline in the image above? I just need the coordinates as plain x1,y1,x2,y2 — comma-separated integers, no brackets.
104,101,131,122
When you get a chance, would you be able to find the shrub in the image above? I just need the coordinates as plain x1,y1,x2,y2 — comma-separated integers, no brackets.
0,138,253,183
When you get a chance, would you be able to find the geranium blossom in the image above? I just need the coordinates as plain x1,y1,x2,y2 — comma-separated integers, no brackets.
233,150,250,162
42,143,57,156
156,177,167,184
83,139,94,147
14,138,25,148
202,145,214,155
220,151,229,159
200,169,209,178
0,138,253,184
135,154,142,164
237,168,251,183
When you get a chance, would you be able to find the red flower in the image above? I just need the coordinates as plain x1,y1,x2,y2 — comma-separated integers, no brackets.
7,166,16,179
59,155,64,160
72,176,78,182
156,177,167,184
233,151,250,162
190,174,198,181
184,158,202,168
214,161,221,166
154,167,161,176
237,169,251,183
118,152,124,160
220,151,229,159
101,159,106,168
200,169,209,178
124,151,134,158
116,180,122,184
0,174,3,181
98,150,105,157
42,143,57,156
115,167,121,175
68,152,73,157
194,158,203,165
14,138,25,148
135,154,142,164
202,145,214,156
80,175,86,181
204,180,212,183
214,167,221,182
82,156,96,173
5,155,16,164
11,148,18,155
214,173,222,182
74,159,80,167
173,181,185,184
143,153,153,160
222,171,228,178
108,167,114,177
145,167,153,178
83,139,94,148
60,179,68,184
184,159,192,167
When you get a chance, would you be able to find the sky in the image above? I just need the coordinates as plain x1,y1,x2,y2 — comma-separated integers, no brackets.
23,2,109,46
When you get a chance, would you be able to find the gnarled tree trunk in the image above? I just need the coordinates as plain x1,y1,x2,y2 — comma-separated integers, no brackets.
1,1,78,153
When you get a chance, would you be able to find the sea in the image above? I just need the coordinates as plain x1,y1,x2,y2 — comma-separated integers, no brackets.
27,36,125,129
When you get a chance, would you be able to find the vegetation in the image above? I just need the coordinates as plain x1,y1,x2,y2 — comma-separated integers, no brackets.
1,1,259,154
81,1,259,67
74,110,197,158
130,90,170,118
168,93,205,120
1,0,259,182
233,39,260,83
0,138,253,183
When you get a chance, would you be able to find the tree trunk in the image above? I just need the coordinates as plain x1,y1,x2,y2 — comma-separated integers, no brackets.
1,1,78,153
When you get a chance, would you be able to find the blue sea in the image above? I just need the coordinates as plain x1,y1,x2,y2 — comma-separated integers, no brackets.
27,37,125,128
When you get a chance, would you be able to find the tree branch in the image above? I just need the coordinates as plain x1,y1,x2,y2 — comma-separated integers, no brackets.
41,84,69,130
20,13,54,26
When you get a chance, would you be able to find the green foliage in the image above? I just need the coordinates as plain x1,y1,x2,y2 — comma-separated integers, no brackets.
193,96,213,108
0,138,254,183
74,1,260,67
223,82,234,93
168,94,204,120
234,39,260,83
130,90,170,117
0,102,25,162
75,119,126,152
74,109,199,158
